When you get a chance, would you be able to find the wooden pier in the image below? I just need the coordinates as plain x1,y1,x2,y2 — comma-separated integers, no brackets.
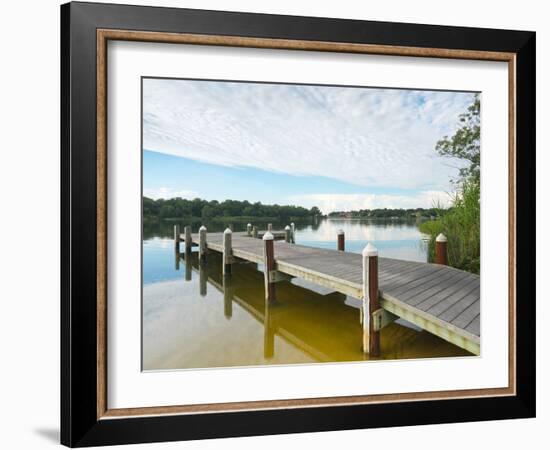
177,227,480,355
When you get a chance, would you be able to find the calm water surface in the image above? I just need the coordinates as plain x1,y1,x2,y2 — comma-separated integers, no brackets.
143,218,470,370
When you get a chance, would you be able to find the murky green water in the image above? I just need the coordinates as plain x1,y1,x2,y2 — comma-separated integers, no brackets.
142,218,471,370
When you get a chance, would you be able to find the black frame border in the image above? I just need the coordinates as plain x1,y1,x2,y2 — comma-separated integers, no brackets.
61,2,535,447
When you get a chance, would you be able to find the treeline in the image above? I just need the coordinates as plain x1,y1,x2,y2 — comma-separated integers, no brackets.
328,208,440,219
143,197,322,220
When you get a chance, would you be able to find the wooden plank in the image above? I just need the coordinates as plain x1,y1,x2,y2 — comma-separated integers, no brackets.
437,285,480,324
416,276,479,313
465,314,480,335
396,270,471,305
450,299,481,331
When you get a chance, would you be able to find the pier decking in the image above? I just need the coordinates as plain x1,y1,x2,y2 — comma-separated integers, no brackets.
179,230,480,355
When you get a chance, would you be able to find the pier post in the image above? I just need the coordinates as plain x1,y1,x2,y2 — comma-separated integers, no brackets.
435,233,448,265
337,229,345,251
184,249,192,281
184,225,192,252
264,303,275,359
267,223,273,232
223,228,232,276
263,231,276,304
284,225,291,243
199,226,207,262
199,263,207,297
174,224,180,252
291,223,296,243
247,223,252,236
362,243,380,356
252,226,258,239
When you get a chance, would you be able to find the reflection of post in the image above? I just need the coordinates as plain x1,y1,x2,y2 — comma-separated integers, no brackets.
337,229,345,251
223,228,232,276
263,232,276,304
174,224,180,252
223,276,233,319
290,222,295,243
184,248,192,281
284,225,291,243
362,243,380,356
175,250,180,271
263,302,274,359
247,223,252,236
184,225,192,252
199,261,207,297
199,225,207,262
252,226,258,239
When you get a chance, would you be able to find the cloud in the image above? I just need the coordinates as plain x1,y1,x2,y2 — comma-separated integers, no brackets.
143,79,475,191
290,191,454,215
144,187,199,200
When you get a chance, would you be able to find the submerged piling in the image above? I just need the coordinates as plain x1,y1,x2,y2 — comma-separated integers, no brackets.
362,243,380,356
263,231,276,304
223,228,232,276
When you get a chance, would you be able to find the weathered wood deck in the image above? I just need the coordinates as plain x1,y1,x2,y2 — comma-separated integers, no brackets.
182,231,480,355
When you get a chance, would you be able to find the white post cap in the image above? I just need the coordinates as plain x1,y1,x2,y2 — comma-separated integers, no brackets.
362,242,378,257
285,225,291,230
291,222,295,226
199,225,207,231
263,231,274,241
436,233,447,243
224,227,232,234
337,229,345,235
247,223,252,227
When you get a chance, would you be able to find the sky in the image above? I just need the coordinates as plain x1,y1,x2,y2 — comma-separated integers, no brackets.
143,78,477,214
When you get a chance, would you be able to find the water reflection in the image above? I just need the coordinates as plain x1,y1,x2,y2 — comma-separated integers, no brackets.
142,241,469,371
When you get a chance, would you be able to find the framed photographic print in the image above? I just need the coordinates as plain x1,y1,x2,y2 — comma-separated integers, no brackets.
61,1,536,447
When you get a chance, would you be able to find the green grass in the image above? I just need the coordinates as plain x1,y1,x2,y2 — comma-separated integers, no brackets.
419,180,480,274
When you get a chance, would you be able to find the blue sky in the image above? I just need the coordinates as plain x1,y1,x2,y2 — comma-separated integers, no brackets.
143,78,476,213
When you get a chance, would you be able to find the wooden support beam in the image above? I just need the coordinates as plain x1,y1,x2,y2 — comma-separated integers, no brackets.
337,229,345,251
252,226,258,239
247,223,252,236
199,225,207,261
362,243,380,356
372,308,398,332
263,231,276,304
184,225,192,252
223,228,232,276
435,233,448,265
284,225,291,243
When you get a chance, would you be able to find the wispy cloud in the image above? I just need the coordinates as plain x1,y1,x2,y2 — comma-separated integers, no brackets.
143,186,199,200
291,191,453,215
143,79,476,193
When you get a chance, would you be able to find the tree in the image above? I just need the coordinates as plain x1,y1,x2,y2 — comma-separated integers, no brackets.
435,94,480,184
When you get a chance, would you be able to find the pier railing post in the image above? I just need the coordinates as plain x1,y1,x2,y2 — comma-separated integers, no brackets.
362,243,380,356
223,228,232,276
184,225,192,252
252,226,258,239
291,222,296,243
174,224,180,252
267,223,273,232
263,231,276,304
435,233,448,265
199,226,207,262
284,225,291,243
337,229,345,251
247,223,252,236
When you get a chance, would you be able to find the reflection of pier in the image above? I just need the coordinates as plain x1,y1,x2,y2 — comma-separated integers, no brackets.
177,225,480,355
180,250,361,361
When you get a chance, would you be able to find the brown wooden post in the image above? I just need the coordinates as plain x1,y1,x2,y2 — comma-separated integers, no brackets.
263,303,274,359
199,263,207,297
435,233,448,265
252,226,258,239
223,228,232,276
284,225,291,243
174,224,180,252
362,243,380,356
247,223,252,236
290,222,296,243
199,225,207,262
223,276,233,319
263,231,276,304
184,225,192,252
184,248,192,281
337,229,345,251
